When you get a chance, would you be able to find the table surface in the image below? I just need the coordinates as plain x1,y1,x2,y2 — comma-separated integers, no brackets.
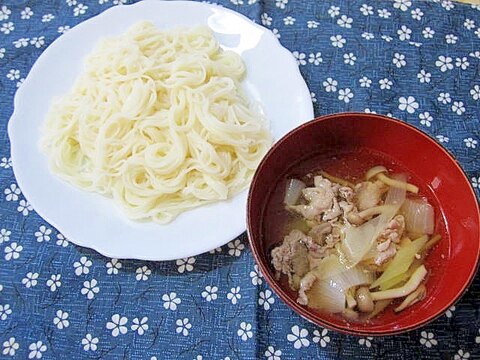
1,0,479,359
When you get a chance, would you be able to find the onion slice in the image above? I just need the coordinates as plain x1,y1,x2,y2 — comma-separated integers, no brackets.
401,198,435,235
284,179,306,206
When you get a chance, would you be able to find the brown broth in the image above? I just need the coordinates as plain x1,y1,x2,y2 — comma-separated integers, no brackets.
263,147,449,324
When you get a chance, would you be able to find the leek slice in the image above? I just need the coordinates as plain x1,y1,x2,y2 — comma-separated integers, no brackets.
370,235,427,289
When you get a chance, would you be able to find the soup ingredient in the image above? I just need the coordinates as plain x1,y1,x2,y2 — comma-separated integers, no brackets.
284,179,306,206
401,199,435,235
394,284,426,312
271,229,310,290
370,235,428,289
302,258,373,313
41,21,271,223
370,265,427,301
341,178,406,266
270,165,441,321
355,286,374,313
376,173,419,193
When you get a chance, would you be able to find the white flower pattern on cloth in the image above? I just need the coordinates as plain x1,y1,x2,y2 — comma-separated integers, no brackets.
135,265,151,281
379,78,393,90
56,233,69,247
106,314,128,337
249,264,263,285
292,51,306,66
227,239,245,256
411,8,423,20
312,328,330,347
308,52,322,65
227,286,241,304
106,258,122,274
436,55,454,72
201,286,218,301
0,304,12,320
423,27,435,38
237,321,253,341
360,4,373,16
162,292,181,311
454,350,470,360
73,256,92,276
81,279,99,299
53,309,69,329
4,183,21,201
419,112,433,127
264,345,282,360
358,337,373,347
28,341,47,359
287,325,310,349
338,88,354,103
337,15,353,28
21,7,33,19
394,0,412,12
258,289,275,310
46,274,61,292
0,157,12,169
464,138,478,149
398,96,419,113
0,228,11,243
22,272,39,288
131,316,149,335
397,25,412,41
420,331,437,347
330,34,346,48
417,69,431,83
323,77,338,92
81,334,98,351
4,242,22,260
343,52,356,65
0,0,479,357
17,200,33,216
327,6,340,18
452,101,465,115
378,9,391,18
2,337,19,356
176,257,195,273
438,92,452,104
35,225,52,242
393,53,406,68
175,318,192,336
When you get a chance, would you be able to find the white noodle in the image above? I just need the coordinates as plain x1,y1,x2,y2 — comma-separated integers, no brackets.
41,21,271,224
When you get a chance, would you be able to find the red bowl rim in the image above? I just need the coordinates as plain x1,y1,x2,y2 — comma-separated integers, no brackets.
246,112,480,336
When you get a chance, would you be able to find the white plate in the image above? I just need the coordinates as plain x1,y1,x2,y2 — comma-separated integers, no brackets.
8,0,313,260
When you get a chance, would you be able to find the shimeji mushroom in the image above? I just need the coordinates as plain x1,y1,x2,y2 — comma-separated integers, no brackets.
366,165,419,193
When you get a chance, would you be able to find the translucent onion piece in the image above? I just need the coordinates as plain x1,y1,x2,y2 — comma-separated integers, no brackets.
284,179,306,206
341,176,407,266
401,198,435,235
306,258,374,313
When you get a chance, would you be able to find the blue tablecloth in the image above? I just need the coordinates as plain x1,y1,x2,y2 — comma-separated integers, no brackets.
1,0,479,359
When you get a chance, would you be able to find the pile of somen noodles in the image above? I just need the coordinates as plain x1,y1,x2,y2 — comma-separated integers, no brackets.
271,165,441,321
41,21,271,224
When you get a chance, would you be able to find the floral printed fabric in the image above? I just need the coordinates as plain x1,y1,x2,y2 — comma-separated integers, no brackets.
0,0,479,359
